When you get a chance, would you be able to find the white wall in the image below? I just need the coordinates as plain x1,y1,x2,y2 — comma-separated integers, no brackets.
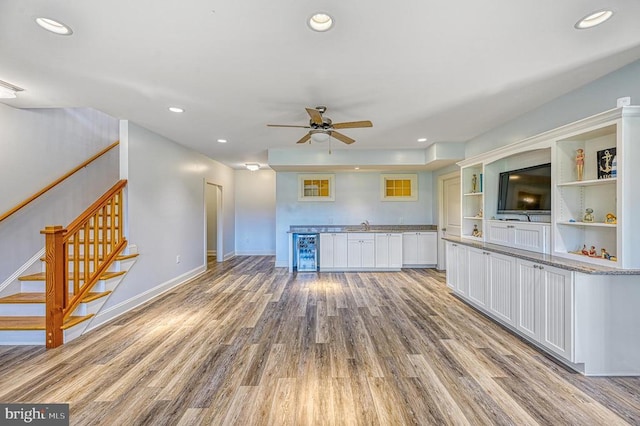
275,171,433,266
235,169,276,255
0,105,119,287
92,121,235,327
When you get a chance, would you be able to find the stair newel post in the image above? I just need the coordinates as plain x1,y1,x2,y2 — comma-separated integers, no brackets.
41,225,66,348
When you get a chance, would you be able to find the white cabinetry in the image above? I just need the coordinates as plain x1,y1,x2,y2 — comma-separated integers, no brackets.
347,233,375,269
461,164,484,241
465,246,516,322
516,259,573,361
319,233,348,270
402,232,437,266
375,233,403,269
486,220,550,254
445,242,468,295
552,108,640,269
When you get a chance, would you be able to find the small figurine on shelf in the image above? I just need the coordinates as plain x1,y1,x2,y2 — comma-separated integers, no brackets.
472,224,481,237
476,208,483,218
576,148,585,181
583,208,594,223
471,174,478,193
589,246,597,257
581,244,589,255
601,248,611,260
605,212,617,224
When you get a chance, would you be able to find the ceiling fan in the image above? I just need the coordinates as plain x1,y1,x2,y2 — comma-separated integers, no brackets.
267,106,372,145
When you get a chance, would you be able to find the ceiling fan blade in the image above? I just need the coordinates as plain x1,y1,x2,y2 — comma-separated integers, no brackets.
331,131,355,145
332,120,373,129
305,107,323,126
296,133,312,144
267,124,311,128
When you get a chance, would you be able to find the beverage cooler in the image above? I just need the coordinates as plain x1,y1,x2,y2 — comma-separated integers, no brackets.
294,234,318,272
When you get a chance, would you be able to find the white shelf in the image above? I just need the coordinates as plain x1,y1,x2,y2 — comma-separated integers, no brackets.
560,251,618,266
463,216,483,220
557,221,616,228
557,178,616,187
462,235,483,242
463,192,483,196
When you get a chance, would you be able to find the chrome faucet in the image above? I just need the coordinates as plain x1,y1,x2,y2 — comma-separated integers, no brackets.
361,220,370,231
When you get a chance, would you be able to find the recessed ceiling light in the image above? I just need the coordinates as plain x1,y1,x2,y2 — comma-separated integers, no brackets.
217,139,227,143
575,10,614,29
245,163,260,171
35,17,73,35
354,167,360,170
168,107,184,113
417,138,428,142
308,13,334,32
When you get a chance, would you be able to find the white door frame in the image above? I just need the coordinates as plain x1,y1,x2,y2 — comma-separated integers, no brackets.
437,170,461,270
204,180,224,264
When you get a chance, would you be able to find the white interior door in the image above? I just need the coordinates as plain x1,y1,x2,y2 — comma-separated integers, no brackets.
443,175,461,237
438,173,461,270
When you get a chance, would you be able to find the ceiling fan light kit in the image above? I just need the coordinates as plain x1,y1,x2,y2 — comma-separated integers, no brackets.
267,106,372,146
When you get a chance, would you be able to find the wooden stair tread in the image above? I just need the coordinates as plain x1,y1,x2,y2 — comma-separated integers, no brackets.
0,314,94,331
19,271,126,281
0,291,111,304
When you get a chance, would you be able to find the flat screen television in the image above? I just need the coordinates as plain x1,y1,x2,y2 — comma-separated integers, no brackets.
497,163,552,214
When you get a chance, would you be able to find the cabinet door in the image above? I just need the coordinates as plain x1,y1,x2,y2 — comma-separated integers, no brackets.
487,221,513,246
333,234,348,268
361,239,376,268
487,252,516,326
540,265,573,360
445,242,458,289
389,234,403,268
454,244,468,296
516,259,539,341
467,247,488,307
375,234,390,267
319,233,334,268
417,232,437,265
513,223,548,253
347,239,362,268
402,233,418,265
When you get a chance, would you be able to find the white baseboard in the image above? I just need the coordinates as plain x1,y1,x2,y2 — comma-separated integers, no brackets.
274,260,288,268
207,250,217,256
223,252,235,261
86,264,206,332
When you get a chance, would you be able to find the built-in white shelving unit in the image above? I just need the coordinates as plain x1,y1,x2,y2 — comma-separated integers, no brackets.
461,164,484,240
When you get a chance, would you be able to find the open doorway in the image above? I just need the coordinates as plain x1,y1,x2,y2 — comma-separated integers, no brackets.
205,181,223,266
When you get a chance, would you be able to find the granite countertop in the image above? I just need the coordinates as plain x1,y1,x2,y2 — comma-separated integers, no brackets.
288,225,437,234
443,235,640,276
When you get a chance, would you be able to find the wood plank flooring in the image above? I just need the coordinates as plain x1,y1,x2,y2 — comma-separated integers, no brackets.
0,256,638,425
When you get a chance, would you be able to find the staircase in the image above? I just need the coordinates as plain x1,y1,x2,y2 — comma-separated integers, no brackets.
0,180,137,347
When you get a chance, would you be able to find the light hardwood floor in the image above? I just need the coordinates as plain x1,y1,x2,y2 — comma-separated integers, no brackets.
1,256,638,425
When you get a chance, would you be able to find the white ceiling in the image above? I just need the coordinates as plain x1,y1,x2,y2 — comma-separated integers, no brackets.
2,1,640,169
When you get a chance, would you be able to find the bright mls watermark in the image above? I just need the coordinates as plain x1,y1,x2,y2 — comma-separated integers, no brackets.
0,404,68,425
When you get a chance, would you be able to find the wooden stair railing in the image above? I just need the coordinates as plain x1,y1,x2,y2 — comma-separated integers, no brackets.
41,179,127,348
0,140,119,223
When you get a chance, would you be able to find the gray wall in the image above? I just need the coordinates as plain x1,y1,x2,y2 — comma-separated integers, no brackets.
0,105,119,288
235,169,276,255
432,58,640,224
91,121,236,327
275,171,434,266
